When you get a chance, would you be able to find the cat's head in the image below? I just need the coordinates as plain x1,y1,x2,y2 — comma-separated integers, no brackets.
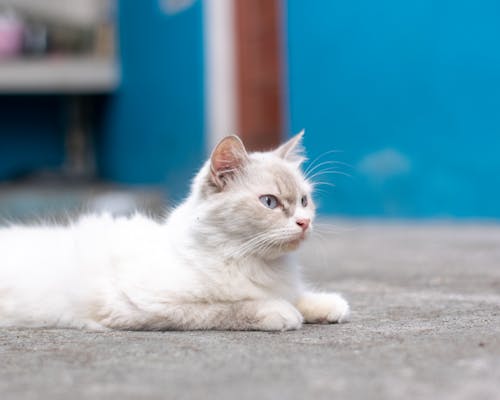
191,131,315,260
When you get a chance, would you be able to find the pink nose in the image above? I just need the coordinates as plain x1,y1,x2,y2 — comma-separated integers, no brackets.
296,218,310,231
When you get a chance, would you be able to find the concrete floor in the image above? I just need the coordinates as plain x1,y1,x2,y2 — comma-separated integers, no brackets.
1,221,499,400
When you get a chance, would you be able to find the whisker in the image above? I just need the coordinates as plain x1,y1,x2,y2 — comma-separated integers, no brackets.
308,230,331,271
231,228,300,260
303,149,344,175
308,169,352,181
315,221,357,235
314,226,343,235
311,181,337,189
305,160,352,179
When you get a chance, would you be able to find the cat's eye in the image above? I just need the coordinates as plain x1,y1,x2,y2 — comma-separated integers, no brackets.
259,195,279,209
301,195,308,207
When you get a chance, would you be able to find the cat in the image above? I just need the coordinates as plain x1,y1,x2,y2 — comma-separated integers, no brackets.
0,132,349,331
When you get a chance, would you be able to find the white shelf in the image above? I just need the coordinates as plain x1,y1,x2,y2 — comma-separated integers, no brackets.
0,57,119,93
0,0,112,27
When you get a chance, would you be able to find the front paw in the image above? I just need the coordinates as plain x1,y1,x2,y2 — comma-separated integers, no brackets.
255,300,303,331
296,292,350,324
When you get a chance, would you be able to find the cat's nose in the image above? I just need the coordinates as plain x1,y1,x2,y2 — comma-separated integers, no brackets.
296,218,310,231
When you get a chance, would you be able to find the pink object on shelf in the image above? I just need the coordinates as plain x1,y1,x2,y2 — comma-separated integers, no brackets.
0,14,23,59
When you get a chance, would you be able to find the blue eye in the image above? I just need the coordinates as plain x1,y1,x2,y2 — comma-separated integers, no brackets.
301,195,308,207
259,195,279,209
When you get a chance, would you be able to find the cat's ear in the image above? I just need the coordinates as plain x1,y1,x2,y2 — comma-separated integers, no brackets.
210,135,249,189
275,130,306,164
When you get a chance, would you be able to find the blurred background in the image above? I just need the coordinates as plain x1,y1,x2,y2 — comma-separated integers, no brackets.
0,0,499,220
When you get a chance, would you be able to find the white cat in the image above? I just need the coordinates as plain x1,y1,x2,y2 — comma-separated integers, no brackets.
0,132,349,331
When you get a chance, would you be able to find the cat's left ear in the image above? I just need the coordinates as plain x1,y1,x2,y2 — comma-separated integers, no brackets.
275,130,306,164
210,135,249,189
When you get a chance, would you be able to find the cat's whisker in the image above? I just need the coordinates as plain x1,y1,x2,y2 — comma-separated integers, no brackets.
315,221,357,235
232,228,301,260
310,230,331,271
311,187,329,196
314,221,342,232
227,234,267,259
308,169,352,182
305,160,352,180
314,221,337,229
303,149,344,175
314,227,342,235
311,181,337,189
228,230,284,259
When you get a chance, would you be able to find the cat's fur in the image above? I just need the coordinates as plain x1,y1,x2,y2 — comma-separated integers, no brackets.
0,133,349,331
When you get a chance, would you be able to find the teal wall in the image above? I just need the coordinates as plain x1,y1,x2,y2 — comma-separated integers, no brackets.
5,0,499,219
98,0,205,201
287,0,500,218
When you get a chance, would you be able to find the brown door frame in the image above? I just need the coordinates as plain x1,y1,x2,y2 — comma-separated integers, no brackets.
234,0,285,151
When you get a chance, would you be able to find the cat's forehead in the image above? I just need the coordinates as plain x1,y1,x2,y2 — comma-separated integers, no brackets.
246,153,311,199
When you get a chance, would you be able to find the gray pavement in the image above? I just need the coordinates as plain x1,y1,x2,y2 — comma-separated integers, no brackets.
1,221,499,400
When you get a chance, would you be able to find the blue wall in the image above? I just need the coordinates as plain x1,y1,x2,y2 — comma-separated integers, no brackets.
99,0,205,201
287,0,500,218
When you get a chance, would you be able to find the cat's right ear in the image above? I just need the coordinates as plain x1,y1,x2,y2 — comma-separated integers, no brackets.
210,135,249,189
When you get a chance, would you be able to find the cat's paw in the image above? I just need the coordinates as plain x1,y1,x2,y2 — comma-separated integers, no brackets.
255,300,303,331
296,292,350,324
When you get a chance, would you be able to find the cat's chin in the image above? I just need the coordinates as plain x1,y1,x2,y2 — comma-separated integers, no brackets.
282,237,304,251
257,238,304,260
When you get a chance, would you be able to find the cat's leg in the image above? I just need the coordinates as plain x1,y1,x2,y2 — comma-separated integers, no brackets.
295,292,350,323
94,299,303,331
171,299,304,331
240,299,304,331
98,299,303,331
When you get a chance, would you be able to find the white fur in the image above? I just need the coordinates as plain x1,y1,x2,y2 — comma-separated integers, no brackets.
0,135,349,331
